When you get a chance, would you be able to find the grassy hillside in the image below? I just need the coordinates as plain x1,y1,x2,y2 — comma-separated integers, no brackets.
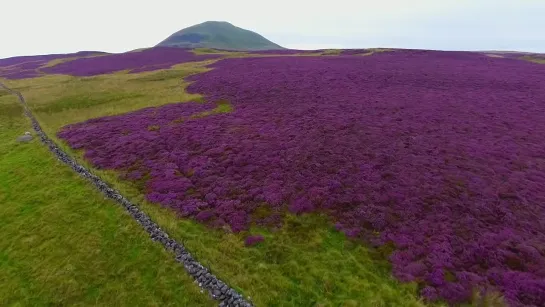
157,21,284,51
0,84,213,306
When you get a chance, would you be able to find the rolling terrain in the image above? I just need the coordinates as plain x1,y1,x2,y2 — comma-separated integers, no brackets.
1,46,545,307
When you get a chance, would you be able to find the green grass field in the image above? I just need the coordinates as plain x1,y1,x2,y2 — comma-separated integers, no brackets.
0,90,213,306
3,53,514,306
521,55,545,64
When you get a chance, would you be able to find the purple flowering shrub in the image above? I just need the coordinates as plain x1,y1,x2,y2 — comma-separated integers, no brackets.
0,51,102,68
0,51,105,79
58,50,545,306
42,47,221,77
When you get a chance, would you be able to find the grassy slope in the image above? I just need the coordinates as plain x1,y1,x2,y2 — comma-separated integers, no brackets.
1,58,436,306
158,21,284,51
0,90,213,306
521,55,545,64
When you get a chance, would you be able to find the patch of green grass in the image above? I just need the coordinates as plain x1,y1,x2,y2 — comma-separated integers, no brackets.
370,48,391,53
320,49,343,56
192,48,226,54
147,125,161,131
190,100,234,120
36,53,112,72
9,62,211,133
520,55,545,64
0,94,213,306
0,102,24,118
0,60,43,70
38,58,78,70
214,100,233,113
4,65,441,306
129,67,205,82
34,92,144,113
469,291,507,307
192,48,249,57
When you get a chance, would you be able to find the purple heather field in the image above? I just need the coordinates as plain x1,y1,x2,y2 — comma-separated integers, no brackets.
0,51,104,79
0,48,220,79
41,47,220,76
57,49,545,306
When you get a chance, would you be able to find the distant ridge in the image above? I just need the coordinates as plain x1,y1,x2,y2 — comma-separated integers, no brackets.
157,21,285,51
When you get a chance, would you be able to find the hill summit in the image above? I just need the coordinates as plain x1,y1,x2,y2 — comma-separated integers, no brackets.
156,21,285,51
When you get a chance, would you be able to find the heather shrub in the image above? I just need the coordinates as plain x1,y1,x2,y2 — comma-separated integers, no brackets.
58,50,545,306
42,47,220,77
0,51,104,79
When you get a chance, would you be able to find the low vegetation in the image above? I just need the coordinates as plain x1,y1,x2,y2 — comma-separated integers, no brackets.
0,91,213,306
3,46,544,306
1,55,434,306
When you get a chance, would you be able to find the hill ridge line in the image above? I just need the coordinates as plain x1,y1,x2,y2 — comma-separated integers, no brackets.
0,81,253,307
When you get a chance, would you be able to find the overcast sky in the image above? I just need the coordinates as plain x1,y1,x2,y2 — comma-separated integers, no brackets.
1,0,543,59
